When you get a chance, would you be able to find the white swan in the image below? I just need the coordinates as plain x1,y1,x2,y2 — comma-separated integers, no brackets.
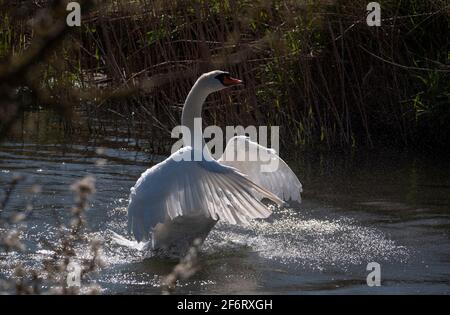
127,70,302,256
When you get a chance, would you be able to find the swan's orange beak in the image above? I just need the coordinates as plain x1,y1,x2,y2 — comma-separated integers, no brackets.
223,76,243,86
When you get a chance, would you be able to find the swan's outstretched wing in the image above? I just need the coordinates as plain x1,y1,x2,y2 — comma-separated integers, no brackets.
219,136,302,202
127,147,283,242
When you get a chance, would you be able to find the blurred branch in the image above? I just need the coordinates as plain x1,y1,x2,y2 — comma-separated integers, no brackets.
0,0,94,141
0,175,24,213
0,1,89,83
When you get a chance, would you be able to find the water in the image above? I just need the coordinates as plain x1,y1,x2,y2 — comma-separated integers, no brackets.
1,127,449,294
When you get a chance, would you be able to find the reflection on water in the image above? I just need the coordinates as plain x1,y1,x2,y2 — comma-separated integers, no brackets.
1,120,450,294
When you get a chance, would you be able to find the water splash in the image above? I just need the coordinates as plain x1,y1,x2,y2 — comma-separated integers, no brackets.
204,207,410,271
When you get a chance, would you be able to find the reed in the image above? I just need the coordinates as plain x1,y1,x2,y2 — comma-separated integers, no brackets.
1,0,449,152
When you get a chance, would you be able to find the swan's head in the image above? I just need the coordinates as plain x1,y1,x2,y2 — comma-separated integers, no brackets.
197,70,243,93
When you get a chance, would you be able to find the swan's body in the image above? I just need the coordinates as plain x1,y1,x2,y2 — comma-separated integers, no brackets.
127,71,302,257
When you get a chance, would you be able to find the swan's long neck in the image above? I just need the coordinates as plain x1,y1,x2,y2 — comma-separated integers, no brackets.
181,80,208,133
181,79,212,159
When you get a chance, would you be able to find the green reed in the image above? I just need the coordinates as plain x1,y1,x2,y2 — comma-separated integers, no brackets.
1,0,449,152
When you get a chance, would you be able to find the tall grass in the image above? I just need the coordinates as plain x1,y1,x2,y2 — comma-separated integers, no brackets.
1,0,449,152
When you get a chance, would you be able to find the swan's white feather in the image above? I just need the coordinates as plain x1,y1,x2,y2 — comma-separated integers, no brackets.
219,136,302,202
127,146,283,242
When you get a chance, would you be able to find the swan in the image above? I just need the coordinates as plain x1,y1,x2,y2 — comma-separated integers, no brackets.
127,70,302,257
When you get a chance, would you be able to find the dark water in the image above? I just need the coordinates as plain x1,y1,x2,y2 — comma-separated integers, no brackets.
0,114,449,294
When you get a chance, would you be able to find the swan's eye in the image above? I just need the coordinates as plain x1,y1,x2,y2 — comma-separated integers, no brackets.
215,72,230,85
216,72,243,86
